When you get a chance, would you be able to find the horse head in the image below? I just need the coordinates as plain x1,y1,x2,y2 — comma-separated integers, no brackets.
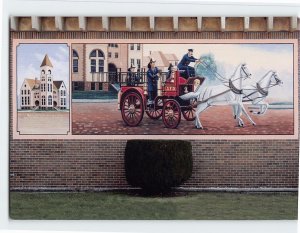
270,71,283,86
240,63,252,80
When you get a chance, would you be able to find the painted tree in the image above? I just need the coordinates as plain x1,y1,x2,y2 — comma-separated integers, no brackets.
195,53,219,84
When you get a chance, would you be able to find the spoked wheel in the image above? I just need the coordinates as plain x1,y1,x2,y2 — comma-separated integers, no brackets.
121,92,144,126
146,98,163,120
182,98,197,121
162,99,181,129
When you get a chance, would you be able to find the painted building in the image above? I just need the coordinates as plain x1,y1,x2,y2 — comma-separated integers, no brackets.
20,54,67,110
72,43,129,91
128,43,143,70
143,51,179,72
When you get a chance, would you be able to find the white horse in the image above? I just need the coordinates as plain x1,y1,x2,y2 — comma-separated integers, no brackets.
180,63,256,129
234,71,283,118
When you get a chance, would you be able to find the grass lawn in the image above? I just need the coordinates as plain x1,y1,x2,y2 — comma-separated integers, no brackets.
10,191,298,220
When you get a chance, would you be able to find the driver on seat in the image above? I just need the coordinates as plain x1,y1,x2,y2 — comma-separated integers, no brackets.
177,49,199,78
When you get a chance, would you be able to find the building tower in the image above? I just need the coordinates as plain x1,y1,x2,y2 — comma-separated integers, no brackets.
40,54,54,109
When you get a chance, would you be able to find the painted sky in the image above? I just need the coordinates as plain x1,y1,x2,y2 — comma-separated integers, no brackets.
143,43,294,102
17,43,70,108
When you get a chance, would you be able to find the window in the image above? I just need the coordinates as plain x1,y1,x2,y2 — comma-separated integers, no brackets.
130,44,134,50
41,70,45,74
90,59,96,73
99,82,103,90
48,69,51,74
108,52,111,58
42,96,45,105
21,97,24,105
27,96,30,105
90,49,105,73
61,98,64,105
72,49,79,73
91,82,96,90
74,82,79,91
137,44,141,50
98,60,104,72
90,50,97,57
137,59,141,68
115,53,118,58
28,90,30,95
130,59,135,66
115,44,118,48
47,83,52,92
61,90,66,96
48,95,52,105
21,90,23,95
73,59,78,73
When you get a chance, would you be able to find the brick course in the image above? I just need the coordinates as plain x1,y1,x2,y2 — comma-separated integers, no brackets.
9,31,299,191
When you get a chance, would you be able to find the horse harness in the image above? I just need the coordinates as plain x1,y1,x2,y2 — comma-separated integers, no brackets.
229,79,243,94
242,83,269,102
256,83,269,96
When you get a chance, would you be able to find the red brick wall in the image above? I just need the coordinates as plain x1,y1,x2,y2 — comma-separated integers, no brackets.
9,31,299,191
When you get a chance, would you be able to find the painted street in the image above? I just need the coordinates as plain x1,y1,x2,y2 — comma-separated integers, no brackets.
72,102,294,135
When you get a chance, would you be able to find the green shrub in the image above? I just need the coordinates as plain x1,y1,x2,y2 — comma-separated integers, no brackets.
125,140,193,194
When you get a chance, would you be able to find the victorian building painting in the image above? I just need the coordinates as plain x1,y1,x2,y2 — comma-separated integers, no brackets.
20,54,67,110
17,44,70,135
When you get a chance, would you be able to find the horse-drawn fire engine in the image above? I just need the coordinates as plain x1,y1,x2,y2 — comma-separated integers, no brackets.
118,68,205,128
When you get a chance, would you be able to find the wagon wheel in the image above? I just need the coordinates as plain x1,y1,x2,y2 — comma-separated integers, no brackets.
146,98,163,120
121,92,144,127
182,98,197,121
162,99,181,129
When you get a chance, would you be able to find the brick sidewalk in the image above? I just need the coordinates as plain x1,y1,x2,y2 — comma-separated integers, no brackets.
72,102,294,135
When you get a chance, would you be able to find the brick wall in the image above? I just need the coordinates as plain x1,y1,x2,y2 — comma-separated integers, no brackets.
9,31,299,191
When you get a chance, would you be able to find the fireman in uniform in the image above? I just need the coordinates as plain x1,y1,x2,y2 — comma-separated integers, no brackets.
147,58,160,105
177,49,199,78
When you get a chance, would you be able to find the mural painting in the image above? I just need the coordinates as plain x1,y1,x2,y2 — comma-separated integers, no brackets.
13,41,297,138
70,42,296,136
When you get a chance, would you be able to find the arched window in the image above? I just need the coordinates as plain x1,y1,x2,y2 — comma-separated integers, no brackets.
41,70,45,74
48,95,52,105
72,49,79,73
89,49,105,73
48,69,51,74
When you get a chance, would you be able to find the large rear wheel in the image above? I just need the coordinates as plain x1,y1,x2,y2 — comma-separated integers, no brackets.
121,92,144,127
162,99,181,129
182,98,197,121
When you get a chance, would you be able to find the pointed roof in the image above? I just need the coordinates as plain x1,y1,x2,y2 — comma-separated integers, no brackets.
53,81,64,89
40,54,53,67
24,78,40,90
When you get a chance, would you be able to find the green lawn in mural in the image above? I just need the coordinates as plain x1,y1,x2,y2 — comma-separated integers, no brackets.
10,191,298,220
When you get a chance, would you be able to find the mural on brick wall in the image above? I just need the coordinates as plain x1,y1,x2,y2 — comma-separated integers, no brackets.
16,44,70,135
13,40,297,138
70,42,297,136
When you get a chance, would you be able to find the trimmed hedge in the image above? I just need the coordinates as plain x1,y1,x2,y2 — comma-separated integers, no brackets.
125,140,193,194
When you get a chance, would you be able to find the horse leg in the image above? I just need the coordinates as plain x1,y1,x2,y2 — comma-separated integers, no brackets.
238,103,256,126
194,103,208,129
232,104,244,127
258,102,269,115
